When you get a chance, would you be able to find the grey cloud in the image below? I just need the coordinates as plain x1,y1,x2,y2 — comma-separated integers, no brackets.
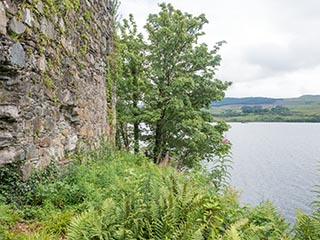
120,0,320,97
245,35,320,76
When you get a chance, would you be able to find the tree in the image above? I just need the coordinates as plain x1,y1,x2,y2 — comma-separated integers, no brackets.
271,105,291,116
142,3,231,167
116,15,148,153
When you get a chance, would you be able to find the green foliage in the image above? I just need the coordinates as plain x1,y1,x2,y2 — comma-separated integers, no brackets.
294,210,320,239
42,0,80,17
117,4,231,167
43,75,56,90
0,202,22,234
294,169,320,239
0,161,59,206
211,96,320,122
105,32,120,143
66,156,291,240
67,166,219,239
0,146,293,239
116,14,148,153
204,153,233,190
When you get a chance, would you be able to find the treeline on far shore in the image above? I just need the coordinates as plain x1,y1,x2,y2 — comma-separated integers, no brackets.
211,105,320,122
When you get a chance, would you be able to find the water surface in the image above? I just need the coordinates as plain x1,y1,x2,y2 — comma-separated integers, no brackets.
226,123,319,222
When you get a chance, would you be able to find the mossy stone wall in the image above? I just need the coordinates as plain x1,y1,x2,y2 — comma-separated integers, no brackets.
0,0,113,179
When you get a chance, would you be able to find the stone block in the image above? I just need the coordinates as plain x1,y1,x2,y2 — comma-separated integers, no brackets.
0,0,112,179
9,17,26,34
3,0,18,15
25,145,39,160
61,128,69,136
40,17,56,39
0,105,19,121
79,125,87,136
39,136,51,147
8,43,26,68
65,134,78,151
22,8,33,27
32,118,44,133
59,18,65,32
35,154,51,170
38,55,47,72
35,1,44,14
0,132,14,148
0,2,7,35
0,148,26,164
21,161,33,181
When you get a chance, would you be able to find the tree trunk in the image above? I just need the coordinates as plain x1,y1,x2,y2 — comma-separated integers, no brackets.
133,121,139,154
153,121,163,163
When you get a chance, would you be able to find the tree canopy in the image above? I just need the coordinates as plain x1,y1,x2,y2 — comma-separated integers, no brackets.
116,3,231,167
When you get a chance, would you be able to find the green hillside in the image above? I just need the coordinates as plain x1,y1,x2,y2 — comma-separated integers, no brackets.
211,97,281,106
211,95,320,122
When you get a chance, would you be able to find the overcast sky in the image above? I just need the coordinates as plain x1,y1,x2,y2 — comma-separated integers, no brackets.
119,0,320,98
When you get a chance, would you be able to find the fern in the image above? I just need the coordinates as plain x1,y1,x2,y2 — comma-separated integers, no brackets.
294,164,320,239
294,210,318,240
66,165,221,240
224,218,248,240
0,145,296,238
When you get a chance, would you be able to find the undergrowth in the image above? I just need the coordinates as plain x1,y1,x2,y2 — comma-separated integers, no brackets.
0,145,317,239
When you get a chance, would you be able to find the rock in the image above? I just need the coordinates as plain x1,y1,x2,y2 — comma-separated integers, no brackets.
21,162,33,181
62,89,71,104
25,145,39,160
0,2,7,35
0,0,112,180
0,133,14,148
0,76,11,81
35,1,44,14
5,79,19,86
32,118,44,133
65,134,78,151
40,18,56,39
38,55,46,72
39,136,51,147
0,105,19,121
61,37,74,52
8,42,26,68
35,154,51,170
61,128,69,136
9,17,26,34
79,125,87,136
59,18,65,33
33,18,40,29
0,148,26,164
3,0,18,15
22,8,33,27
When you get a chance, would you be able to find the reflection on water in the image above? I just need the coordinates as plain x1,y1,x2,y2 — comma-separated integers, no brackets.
221,123,319,223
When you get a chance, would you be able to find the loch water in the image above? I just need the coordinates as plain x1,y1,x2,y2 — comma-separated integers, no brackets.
222,123,319,223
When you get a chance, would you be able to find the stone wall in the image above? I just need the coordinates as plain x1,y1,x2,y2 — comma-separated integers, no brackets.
0,0,113,179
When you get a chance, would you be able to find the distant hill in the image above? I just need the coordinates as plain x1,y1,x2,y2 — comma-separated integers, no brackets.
212,95,320,107
212,97,281,107
210,95,320,122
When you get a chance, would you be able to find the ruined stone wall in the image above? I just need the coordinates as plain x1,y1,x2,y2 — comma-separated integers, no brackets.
0,0,113,179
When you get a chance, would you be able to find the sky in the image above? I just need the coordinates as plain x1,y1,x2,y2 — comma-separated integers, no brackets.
119,0,320,98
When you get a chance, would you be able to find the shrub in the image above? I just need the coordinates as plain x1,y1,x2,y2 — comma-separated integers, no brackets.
0,146,293,239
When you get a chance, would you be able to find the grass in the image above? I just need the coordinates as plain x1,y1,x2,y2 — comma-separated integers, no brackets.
0,144,317,239
211,104,320,122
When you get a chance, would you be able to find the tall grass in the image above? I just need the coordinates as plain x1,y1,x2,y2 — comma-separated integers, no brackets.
0,145,305,239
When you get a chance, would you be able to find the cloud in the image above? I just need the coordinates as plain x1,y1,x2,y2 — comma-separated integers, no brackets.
245,37,320,75
226,64,320,98
119,0,320,97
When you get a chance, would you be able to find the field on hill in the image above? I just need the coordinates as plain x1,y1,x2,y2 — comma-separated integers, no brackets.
210,95,320,122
